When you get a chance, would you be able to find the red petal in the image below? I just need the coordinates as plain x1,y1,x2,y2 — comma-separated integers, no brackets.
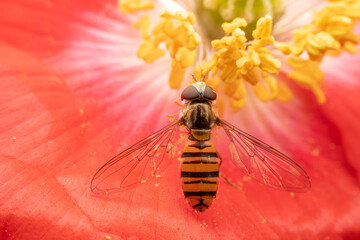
0,155,121,240
1,0,360,239
320,38,360,180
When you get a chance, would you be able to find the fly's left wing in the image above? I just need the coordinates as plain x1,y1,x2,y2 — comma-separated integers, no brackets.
91,120,182,194
219,119,311,192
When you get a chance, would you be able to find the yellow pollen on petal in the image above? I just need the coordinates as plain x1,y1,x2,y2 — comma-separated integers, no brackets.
118,0,154,14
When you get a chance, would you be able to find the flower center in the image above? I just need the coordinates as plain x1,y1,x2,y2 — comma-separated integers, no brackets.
195,0,284,41
118,0,360,112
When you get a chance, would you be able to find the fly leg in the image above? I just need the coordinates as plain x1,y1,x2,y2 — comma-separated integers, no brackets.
167,113,180,122
220,172,242,190
168,98,184,122
173,97,185,109
218,151,223,167
218,152,240,189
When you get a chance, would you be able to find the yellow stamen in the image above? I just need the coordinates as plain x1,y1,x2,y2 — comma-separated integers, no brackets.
175,47,197,68
287,57,325,103
274,0,360,104
274,41,291,55
196,15,282,110
121,0,359,111
221,18,247,33
265,76,279,100
229,80,247,111
277,83,293,102
132,15,151,40
253,76,278,102
215,97,225,118
205,77,221,91
253,83,270,102
306,32,340,61
169,60,186,89
121,5,200,89
118,0,154,14
252,15,273,39
136,40,165,63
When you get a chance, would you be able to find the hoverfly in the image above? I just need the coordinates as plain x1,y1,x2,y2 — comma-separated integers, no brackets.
91,81,311,212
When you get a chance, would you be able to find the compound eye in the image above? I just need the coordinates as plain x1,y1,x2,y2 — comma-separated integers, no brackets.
204,86,217,100
181,85,200,100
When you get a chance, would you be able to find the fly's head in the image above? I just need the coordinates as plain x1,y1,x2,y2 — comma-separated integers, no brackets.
180,82,217,103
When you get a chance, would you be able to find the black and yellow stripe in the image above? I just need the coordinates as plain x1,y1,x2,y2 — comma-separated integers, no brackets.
181,139,219,212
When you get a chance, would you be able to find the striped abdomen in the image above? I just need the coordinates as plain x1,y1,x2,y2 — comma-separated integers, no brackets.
181,139,219,212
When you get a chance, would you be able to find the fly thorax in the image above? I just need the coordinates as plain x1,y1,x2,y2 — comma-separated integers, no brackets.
184,102,216,130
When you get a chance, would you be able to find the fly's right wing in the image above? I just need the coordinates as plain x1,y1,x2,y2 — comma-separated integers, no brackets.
219,119,311,192
91,120,182,194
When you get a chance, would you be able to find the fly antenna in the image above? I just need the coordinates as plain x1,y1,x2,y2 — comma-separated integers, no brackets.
191,74,197,82
192,74,206,82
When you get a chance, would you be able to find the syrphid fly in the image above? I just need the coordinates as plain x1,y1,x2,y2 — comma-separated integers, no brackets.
91,81,311,212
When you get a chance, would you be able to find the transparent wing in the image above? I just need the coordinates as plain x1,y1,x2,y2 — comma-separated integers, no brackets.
219,119,311,192
91,120,182,194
